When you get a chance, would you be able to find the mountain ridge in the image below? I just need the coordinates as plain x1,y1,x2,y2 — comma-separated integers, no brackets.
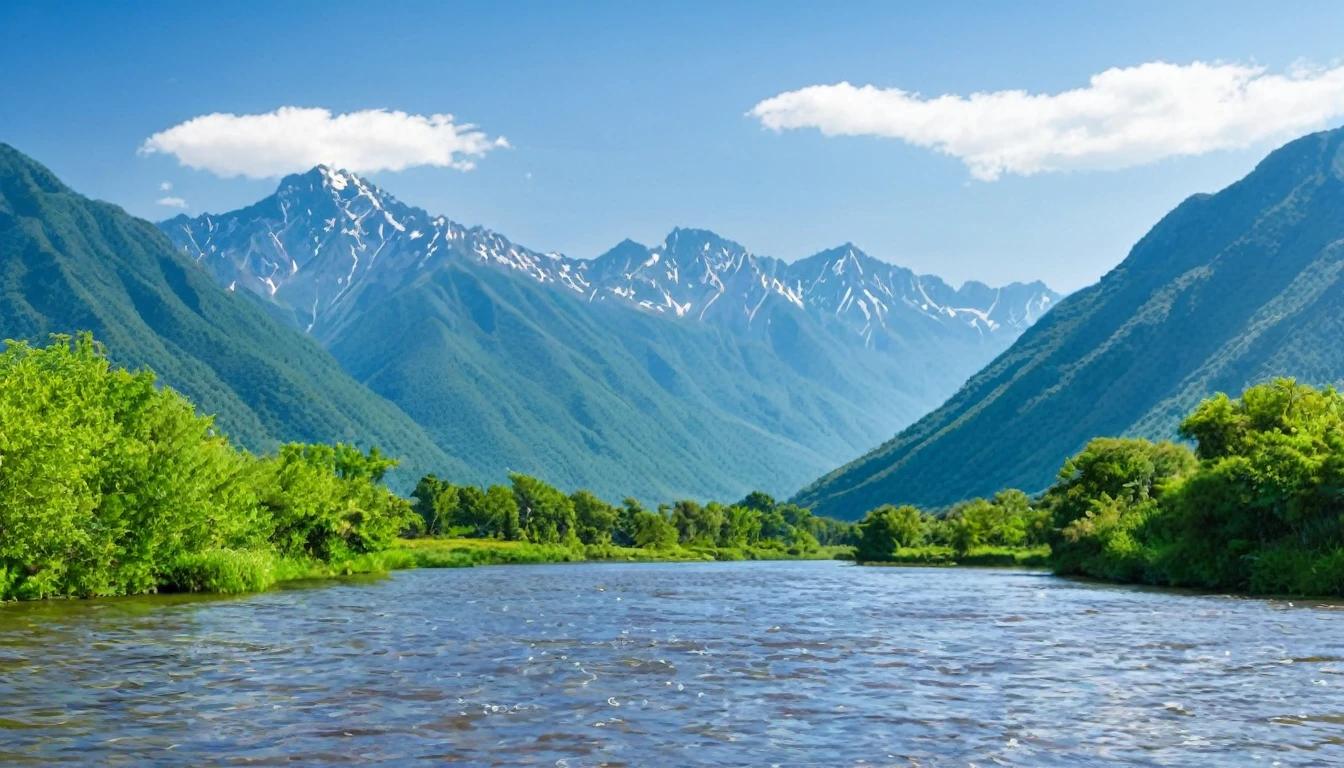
161,166,1058,347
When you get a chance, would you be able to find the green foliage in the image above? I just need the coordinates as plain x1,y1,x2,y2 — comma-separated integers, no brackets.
631,510,679,549
161,549,277,595
852,492,1047,564
571,490,618,545
1040,380,1344,596
258,443,416,561
843,379,1344,596
510,472,578,545
866,545,1051,568
855,505,925,562
1042,437,1197,577
408,474,851,559
397,536,845,567
0,334,418,601
412,474,457,535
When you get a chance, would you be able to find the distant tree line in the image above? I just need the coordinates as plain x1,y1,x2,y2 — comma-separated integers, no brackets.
410,478,856,557
852,489,1051,564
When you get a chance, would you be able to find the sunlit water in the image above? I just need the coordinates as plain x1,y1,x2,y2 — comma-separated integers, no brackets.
3,561,1344,765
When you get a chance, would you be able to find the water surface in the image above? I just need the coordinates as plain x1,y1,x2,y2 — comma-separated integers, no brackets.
3,561,1343,765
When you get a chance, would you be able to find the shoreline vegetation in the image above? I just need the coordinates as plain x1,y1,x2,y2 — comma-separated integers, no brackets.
851,377,1344,598
4,335,1343,601
0,335,857,602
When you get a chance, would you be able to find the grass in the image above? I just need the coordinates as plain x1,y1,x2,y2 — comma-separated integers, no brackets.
859,545,1050,568
395,538,856,567
128,539,1044,600
159,548,430,595
144,538,857,599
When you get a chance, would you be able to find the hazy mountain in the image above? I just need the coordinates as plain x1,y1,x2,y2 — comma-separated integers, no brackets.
794,127,1344,518
160,166,1058,502
0,142,457,484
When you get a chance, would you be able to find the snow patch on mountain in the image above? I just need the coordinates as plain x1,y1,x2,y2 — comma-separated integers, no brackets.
161,167,1059,344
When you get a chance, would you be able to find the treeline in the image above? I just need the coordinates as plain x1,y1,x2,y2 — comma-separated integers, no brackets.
0,334,417,600
411,477,856,558
853,489,1051,565
853,378,1344,596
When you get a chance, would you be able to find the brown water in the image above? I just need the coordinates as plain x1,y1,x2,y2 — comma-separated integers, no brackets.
2,560,1343,765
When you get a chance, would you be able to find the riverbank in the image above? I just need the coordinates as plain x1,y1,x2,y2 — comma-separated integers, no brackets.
396,538,855,568
856,544,1050,568
51,538,857,601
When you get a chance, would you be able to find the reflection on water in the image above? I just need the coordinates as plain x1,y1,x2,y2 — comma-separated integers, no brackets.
3,561,1344,765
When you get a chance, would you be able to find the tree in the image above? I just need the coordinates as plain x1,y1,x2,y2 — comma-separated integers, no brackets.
1042,437,1197,532
855,505,924,562
511,474,576,544
483,485,521,541
613,498,647,546
669,500,725,546
411,475,460,535
571,489,618,545
739,491,777,514
720,505,763,548
0,334,417,600
632,510,678,549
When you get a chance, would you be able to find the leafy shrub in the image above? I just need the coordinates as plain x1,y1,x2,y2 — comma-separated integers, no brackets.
162,549,277,594
0,335,416,601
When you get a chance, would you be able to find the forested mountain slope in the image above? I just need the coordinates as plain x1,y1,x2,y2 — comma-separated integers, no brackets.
795,127,1344,518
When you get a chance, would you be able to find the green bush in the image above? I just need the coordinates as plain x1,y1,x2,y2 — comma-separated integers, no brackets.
162,549,277,594
1042,380,1344,596
0,335,419,601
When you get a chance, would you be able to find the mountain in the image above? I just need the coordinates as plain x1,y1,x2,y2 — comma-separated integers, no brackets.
794,126,1344,518
581,229,1053,344
0,143,458,484
162,166,1055,347
161,166,1058,502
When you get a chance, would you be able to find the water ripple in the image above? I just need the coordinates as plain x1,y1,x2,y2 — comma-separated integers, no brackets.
2,562,1343,765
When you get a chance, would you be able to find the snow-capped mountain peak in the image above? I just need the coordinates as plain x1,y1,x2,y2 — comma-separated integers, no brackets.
162,168,1058,344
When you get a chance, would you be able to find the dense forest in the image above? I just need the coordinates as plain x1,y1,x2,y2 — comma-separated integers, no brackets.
1045,379,1344,595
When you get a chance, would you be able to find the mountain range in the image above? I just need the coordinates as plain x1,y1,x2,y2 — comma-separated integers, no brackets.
795,126,1344,518
153,165,1057,501
162,166,1053,346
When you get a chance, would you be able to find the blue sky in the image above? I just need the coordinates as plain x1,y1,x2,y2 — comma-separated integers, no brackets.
4,0,1344,292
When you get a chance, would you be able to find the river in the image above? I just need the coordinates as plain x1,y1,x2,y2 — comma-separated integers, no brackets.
2,560,1342,765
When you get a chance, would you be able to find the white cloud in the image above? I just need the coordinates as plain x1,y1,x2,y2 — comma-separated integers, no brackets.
159,181,173,191
155,196,188,208
749,61,1344,180
139,106,509,179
